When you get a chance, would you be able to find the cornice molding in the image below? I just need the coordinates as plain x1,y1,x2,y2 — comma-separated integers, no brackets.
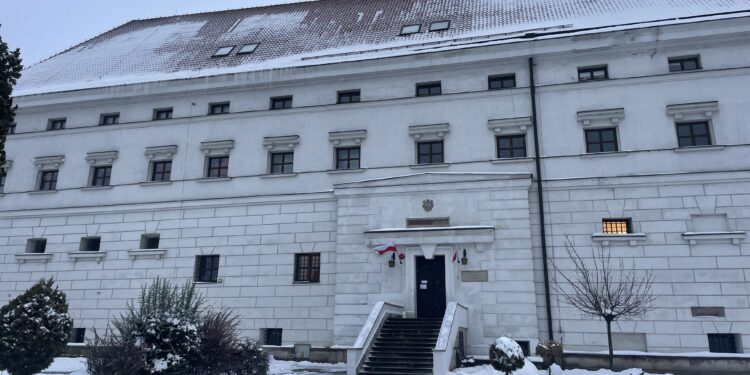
200,140,235,155
33,155,64,170
329,130,367,145
263,135,300,151
667,101,719,120
577,108,625,128
85,151,118,165
409,123,450,140
144,145,178,160
487,117,532,134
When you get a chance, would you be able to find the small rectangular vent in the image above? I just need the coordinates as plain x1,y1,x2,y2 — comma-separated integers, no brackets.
406,217,449,228
692,306,725,317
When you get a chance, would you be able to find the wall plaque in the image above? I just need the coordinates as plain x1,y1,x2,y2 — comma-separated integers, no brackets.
691,306,725,317
461,270,488,282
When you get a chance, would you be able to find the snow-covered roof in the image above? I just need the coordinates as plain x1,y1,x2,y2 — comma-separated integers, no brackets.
15,0,750,96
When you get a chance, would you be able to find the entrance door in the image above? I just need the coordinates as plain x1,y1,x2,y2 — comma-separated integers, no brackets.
415,255,447,318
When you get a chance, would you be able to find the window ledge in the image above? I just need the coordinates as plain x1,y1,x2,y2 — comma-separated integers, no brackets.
193,279,223,285
673,145,725,153
68,251,106,263
29,190,57,195
196,177,232,183
327,168,365,174
491,157,534,164
293,281,321,285
82,185,113,191
260,173,298,179
591,233,647,246
580,151,628,158
410,163,451,170
140,181,172,186
15,253,54,263
127,249,167,259
682,231,745,245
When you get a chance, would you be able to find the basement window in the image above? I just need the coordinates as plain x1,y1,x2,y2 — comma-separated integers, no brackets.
602,218,632,234
708,334,740,353
237,43,259,55
429,20,451,32
261,328,283,346
212,46,235,57
69,328,86,344
400,24,421,35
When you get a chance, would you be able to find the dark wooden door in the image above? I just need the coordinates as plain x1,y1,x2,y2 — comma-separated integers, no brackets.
416,255,447,318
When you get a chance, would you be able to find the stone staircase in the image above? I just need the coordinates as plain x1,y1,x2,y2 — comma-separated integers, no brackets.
358,316,443,375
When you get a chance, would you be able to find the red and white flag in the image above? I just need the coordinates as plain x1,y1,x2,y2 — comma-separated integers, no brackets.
373,243,397,255
452,250,458,263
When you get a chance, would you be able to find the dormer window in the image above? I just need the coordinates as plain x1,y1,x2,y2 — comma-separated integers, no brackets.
429,20,450,32
237,43,259,55
400,24,421,35
213,46,235,57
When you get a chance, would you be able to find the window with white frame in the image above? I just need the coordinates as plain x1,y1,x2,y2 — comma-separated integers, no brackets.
85,151,118,187
199,140,234,178
328,130,366,171
263,135,300,175
409,123,449,165
577,108,625,154
144,145,177,182
487,117,532,159
33,156,64,191
666,101,718,148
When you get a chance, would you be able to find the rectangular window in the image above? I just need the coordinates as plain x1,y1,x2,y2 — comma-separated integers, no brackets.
194,255,220,283
69,328,86,344
417,141,444,164
602,218,632,234
7,123,15,135
140,234,160,249
270,152,294,174
429,20,451,32
496,134,526,158
270,96,293,110
406,217,450,228
99,113,120,125
488,74,516,90
585,128,619,153
80,237,101,252
206,156,229,178
26,238,47,254
416,82,442,97
294,253,321,283
335,147,360,170
38,170,58,191
669,56,701,72
262,328,283,346
209,102,230,115
578,66,609,81
150,161,172,182
337,90,361,104
90,166,112,187
47,118,66,131
708,334,738,353
676,121,712,147
153,108,173,120
400,24,421,35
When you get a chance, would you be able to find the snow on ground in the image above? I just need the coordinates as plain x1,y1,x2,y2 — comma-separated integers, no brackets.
0,357,347,375
447,361,673,375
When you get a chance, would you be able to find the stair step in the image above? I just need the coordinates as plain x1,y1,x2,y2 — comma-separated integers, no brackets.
359,317,444,375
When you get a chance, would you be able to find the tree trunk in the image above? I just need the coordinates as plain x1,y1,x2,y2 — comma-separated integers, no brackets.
606,319,614,370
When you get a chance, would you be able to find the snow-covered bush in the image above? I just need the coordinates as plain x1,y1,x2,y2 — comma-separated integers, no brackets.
227,338,270,375
489,337,525,375
536,340,563,370
87,328,144,375
0,278,73,375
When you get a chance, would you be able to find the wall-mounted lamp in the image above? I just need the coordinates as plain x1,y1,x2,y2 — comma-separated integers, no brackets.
388,253,396,268
461,249,468,265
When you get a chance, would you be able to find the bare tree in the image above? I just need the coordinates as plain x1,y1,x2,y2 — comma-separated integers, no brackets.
552,238,655,369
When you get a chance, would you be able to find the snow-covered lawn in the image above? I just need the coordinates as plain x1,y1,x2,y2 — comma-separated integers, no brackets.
448,361,672,375
0,357,348,375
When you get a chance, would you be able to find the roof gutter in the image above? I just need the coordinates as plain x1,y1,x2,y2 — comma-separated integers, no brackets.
528,56,554,341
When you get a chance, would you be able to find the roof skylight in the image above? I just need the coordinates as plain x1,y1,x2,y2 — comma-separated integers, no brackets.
429,20,451,32
238,43,260,55
400,24,421,35
213,46,235,57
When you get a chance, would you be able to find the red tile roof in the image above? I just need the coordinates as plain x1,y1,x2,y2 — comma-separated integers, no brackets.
15,0,750,96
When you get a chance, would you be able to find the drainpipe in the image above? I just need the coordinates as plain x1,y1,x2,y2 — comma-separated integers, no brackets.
528,57,554,341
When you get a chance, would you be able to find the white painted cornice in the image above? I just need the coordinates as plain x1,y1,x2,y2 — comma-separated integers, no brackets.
200,140,235,155
682,231,745,245
667,101,719,120
329,130,367,145
263,135,300,151
409,123,450,140
577,108,625,128
144,145,178,160
85,151,118,165
33,155,64,170
487,117,532,134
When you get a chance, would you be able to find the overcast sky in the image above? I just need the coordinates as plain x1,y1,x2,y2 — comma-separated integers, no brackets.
0,0,312,67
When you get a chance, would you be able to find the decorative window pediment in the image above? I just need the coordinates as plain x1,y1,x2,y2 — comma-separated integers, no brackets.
144,145,177,160
34,155,64,170
487,117,531,134
200,140,234,156
577,108,625,128
667,101,718,121
409,123,449,140
85,151,118,166
329,130,367,146
263,135,299,151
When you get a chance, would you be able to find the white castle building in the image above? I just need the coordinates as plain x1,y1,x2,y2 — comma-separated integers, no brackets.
3,0,750,372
